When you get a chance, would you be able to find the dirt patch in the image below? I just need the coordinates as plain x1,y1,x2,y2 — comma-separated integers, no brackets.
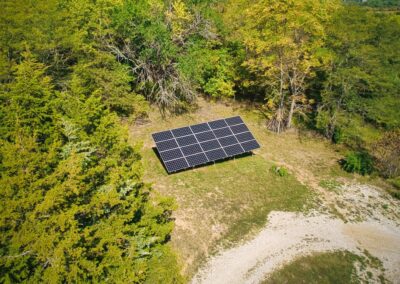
192,182,400,283
192,209,400,284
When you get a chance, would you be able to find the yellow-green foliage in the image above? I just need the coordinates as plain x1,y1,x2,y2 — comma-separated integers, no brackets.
166,0,193,42
0,54,181,283
0,1,181,282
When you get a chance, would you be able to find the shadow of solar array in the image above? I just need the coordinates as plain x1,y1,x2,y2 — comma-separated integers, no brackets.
152,116,260,173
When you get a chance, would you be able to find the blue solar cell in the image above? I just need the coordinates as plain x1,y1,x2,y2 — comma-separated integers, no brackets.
152,115,260,173
186,153,208,167
196,131,216,142
230,124,249,134
241,140,260,152
156,139,178,152
209,119,228,129
191,123,211,133
200,140,221,151
176,135,197,147
205,148,227,161
181,144,202,156
224,144,244,156
152,130,173,142
172,127,192,137
213,127,233,138
165,158,189,172
160,148,183,162
219,135,237,147
225,116,244,126
236,131,255,143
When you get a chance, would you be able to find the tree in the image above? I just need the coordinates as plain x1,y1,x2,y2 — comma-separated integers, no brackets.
315,5,400,142
0,2,182,282
223,0,339,132
105,0,194,115
178,40,236,99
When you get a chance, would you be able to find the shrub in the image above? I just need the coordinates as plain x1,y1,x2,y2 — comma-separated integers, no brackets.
371,129,400,178
271,165,289,177
342,151,373,175
389,177,400,189
332,127,344,144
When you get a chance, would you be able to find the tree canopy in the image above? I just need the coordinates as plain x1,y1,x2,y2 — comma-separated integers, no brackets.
1,1,181,282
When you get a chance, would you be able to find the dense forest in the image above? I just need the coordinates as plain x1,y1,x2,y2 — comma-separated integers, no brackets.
1,0,399,282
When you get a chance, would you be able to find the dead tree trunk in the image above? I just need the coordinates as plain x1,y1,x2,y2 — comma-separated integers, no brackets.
287,68,298,129
277,59,285,134
287,95,296,129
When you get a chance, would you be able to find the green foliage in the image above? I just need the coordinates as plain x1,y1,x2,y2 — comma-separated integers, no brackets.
389,177,400,190
315,5,400,142
108,0,200,114
0,53,181,282
270,165,289,177
0,1,181,282
204,77,235,99
388,177,400,199
179,41,236,99
342,151,374,175
223,0,341,132
332,127,344,144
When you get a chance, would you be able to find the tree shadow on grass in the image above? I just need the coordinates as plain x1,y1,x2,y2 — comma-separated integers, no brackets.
152,147,254,175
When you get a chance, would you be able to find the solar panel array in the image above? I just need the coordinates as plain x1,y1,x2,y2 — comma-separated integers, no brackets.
152,116,260,173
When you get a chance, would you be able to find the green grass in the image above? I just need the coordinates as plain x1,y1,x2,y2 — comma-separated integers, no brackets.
174,155,313,244
263,251,383,284
144,145,314,231
319,179,343,193
141,142,314,276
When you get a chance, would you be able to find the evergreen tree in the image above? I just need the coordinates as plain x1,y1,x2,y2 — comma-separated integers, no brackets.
0,1,182,282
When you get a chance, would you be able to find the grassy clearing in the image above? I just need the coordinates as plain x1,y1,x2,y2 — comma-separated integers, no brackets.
263,250,386,284
130,99,319,276
141,146,313,277
151,149,313,241
128,98,391,278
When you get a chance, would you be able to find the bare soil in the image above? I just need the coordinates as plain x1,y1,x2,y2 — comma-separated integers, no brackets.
192,183,400,284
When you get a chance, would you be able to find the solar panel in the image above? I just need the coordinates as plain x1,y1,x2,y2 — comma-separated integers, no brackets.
177,135,197,146
152,116,261,173
191,123,210,133
231,123,249,134
213,127,233,138
201,140,220,151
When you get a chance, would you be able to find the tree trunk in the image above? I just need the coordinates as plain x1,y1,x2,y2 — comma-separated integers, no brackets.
287,68,297,129
277,58,285,133
287,95,295,128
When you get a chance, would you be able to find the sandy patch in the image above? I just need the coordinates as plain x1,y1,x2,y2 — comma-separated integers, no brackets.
192,183,400,284
192,211,400,284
